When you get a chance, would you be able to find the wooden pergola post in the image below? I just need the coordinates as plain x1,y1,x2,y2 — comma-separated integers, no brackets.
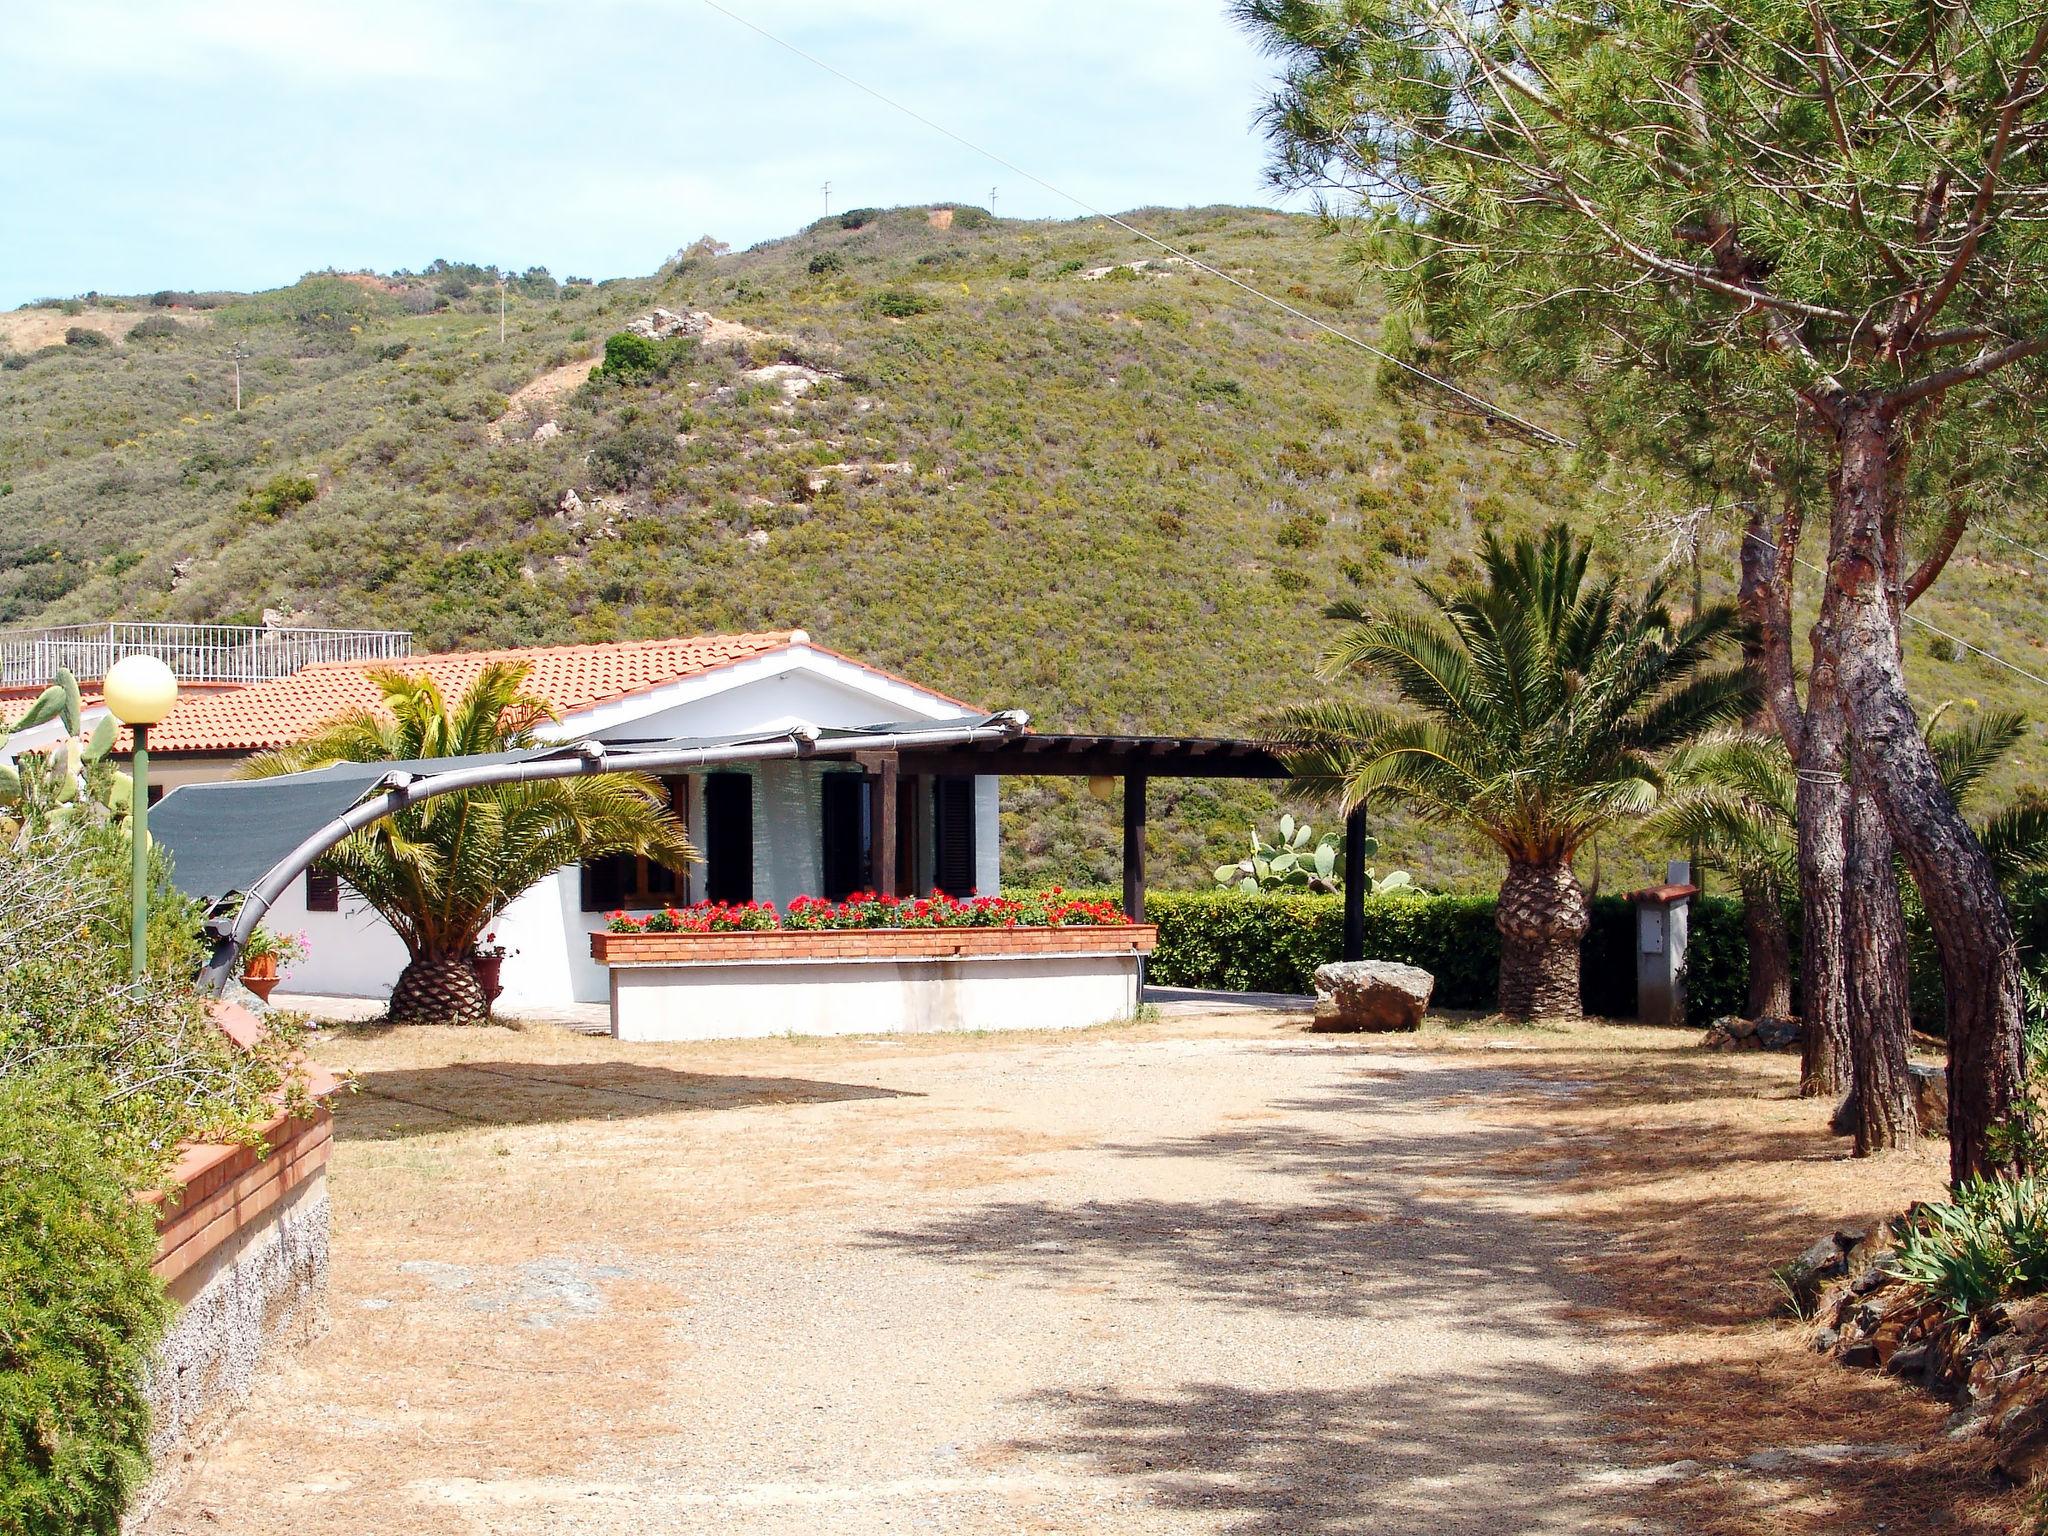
874,754,899,897
1122,772,1148,922
1343,805,1369,962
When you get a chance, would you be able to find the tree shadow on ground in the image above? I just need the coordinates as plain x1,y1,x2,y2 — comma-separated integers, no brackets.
1010,1369,1623,1536
868,1046,2005,1533
867,1060,1590,1320
336,1059,915,1141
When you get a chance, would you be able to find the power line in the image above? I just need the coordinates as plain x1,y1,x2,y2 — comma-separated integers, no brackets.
1743,530,2048,691
694,0,1570,449
1980,524,2048,567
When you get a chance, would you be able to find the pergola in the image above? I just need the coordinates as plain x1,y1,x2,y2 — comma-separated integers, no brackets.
156,714,1370,992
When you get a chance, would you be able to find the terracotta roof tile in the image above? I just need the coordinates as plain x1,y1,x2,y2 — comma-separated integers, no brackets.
126,632,805,754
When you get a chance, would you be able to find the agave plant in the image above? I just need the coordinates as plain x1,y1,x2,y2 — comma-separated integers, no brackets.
1212,815,1417,896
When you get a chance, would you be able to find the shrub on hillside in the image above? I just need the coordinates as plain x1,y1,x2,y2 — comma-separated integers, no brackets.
0,1069,171,1536
126,315,180,344
589,423,677,490
590,331,697,384
866,288,940,319
237,473,317,522
62,328,109,350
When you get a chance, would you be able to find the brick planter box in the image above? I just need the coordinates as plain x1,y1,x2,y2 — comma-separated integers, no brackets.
590,924,1158,1041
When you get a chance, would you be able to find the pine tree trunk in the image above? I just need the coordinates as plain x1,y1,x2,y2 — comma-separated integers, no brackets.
1495,858,1588,1020
1740,876,1795,1020
1796,668,1854,1098
389,952,490,1026
1819,396,2024,1185
1846,778,1916,1154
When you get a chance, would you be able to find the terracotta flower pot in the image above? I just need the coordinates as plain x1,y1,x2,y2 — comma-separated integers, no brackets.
242,954,280,1003
472,954,504,1007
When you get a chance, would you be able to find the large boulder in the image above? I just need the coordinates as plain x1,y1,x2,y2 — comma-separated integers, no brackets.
1311,960,1434,1033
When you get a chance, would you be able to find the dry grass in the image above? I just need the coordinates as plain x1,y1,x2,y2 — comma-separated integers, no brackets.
1397,1024,2021,1535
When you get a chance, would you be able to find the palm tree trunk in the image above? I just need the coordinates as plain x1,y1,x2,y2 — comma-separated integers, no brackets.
1739,875,1794,1020
1845,779,1916,1153
389,952,490,1026
1495,858,1588,1020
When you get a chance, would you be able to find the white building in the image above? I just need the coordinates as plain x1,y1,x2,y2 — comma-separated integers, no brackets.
120,629,999,1010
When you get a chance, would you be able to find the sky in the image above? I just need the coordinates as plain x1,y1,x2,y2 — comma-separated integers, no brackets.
0,0,1299,307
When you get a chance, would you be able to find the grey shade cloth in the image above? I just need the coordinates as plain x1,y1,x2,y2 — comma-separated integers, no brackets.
149,717,1008,903
151,750,557,903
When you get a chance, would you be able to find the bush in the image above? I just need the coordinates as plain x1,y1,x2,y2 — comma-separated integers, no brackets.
867,288,939,319
238,473,317,521
590,331,697,384
0,1070,172,1535
62,328,109,350
1138,888,1750,1019
807,252,845,277
125,315,180,344
589,423,676,490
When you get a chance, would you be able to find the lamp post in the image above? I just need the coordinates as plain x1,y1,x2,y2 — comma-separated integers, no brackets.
104,654,179,981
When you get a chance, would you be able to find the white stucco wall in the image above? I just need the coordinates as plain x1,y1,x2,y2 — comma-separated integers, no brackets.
610,952,1142,1041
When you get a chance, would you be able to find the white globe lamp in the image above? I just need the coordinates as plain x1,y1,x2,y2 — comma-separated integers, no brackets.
104,654,179,980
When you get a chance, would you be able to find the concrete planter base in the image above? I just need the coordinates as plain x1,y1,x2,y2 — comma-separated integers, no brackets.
591,925,1157,1041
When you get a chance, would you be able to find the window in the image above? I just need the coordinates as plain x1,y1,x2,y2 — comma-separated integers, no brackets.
579,777,688,912
701,772,754,904
305,868,339,913
932,776,977,896
820,773,872,901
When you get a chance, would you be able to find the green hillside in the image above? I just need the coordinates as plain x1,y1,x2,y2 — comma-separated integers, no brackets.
5,204,2045,892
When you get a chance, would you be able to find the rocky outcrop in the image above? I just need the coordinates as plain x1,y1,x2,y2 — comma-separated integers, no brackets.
1797,1223,2048,1490
1310,960,1434,1032
627,308,711,340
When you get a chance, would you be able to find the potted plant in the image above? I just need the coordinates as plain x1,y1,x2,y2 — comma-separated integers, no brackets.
471,933,515,1012
240,928,307,1004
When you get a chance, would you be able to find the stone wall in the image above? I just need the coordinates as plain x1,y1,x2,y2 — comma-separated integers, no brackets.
128,1008,335,1524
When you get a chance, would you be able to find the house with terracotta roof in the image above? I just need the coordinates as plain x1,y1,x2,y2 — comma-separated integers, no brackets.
9,624,999,1011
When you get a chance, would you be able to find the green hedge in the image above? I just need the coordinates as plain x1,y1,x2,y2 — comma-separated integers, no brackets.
0,1072,171,1535
1129,888,1751,1021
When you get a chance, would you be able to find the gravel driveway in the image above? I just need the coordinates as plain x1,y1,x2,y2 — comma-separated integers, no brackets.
137,1012,1648,1535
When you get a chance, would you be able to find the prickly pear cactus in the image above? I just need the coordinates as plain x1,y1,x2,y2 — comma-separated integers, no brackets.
1,669,132,838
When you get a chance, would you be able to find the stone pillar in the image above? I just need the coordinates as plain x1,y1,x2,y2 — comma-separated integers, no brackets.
1631,859,1698,1028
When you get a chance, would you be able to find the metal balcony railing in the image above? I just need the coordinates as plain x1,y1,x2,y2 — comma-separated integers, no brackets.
0,622,413,689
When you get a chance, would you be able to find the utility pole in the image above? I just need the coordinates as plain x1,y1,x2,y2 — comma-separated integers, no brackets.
498,273,507,344
822,180,832,217
228,343,249,413
990,185,998,213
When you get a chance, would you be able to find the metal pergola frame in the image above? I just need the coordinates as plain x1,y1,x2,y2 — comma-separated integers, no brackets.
195,713,1031,992
189,714,1370,997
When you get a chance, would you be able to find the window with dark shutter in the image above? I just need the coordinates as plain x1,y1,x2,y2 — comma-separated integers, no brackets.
579,777,687,911
931,776,978,896
820,773,872,900
702,772,754,904
305,868,339,913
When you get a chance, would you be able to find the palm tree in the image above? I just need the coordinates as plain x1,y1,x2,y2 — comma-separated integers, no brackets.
1275,524,1750,1020
241,662,692,1025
